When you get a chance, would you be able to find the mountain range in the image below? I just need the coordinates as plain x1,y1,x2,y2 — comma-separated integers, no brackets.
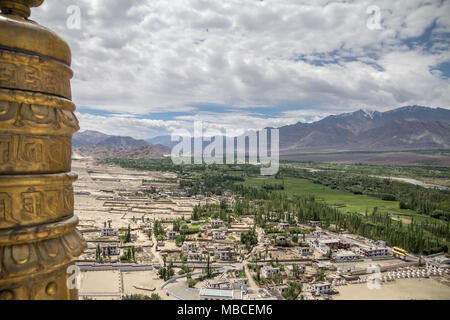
72,130,171,158
73,106,450,159
278,106,450,153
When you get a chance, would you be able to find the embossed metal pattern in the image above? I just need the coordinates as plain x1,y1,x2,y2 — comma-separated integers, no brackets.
0,255,83,300
0,88,75,111
0,173,76,228
0,49,73,99
0,0,85,300
0,93,79,137
0,88,78,173
0,215,80,245
0,135,72,173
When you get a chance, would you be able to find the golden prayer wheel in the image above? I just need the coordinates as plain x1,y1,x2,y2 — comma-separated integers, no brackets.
0,0,86,300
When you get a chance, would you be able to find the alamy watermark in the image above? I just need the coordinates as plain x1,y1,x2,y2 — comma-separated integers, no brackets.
366,264,382,290
66,5,81,30
67,265,82,290
170,121,279,176
366,5,382,30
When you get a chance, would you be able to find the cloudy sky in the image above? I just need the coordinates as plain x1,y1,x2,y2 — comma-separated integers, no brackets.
33,0,450,139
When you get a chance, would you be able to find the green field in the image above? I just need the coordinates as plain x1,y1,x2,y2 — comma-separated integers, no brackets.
282,162,450,188
243,176,418,216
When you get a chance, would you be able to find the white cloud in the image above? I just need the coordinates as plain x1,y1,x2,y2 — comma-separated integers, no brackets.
75,112,183,139
75,110,298,139
30,0,450,137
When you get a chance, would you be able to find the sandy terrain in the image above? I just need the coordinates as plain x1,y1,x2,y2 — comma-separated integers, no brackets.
78,270,177,300
165,278,199,300
122,271,175,300
72,158,215,230
79,270,122,300
334,278,450,300
72,158,220,263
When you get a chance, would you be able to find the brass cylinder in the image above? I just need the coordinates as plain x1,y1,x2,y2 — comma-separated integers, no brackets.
0,0,86,300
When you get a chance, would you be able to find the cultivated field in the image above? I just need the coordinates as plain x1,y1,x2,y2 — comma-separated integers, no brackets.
281,151,450,167
243,176,417,216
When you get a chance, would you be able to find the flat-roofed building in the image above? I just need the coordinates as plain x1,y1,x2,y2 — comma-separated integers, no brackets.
182,242,197,252
262,266,280,278
199,288,243,300
140,223,152,233
101,228,118,237
166,231,179,240
311,230,324,238
309,282,332,295
187,252,204,261
215,246,234,261
318,238,341,248
279,223,290,230
338,240,351,249
211,219,223,228
205,280,232,290
232,279,249,290
100,243,120,256
213,231,226,240
277,284,290,294
333,250,360,261
359,245,388,257
309,221,320,227
299,247,313,256
317,238,351,249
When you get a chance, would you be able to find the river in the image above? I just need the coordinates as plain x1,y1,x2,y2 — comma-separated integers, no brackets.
370,175,449,190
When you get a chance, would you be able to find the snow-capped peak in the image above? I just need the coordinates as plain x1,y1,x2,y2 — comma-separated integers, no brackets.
361,108,376,119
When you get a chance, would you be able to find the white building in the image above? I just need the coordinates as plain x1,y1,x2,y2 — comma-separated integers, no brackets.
167,231,179,240
232,279,249,291
308,240,330,255
309,221,320,227
101,228,118,237
279,223,290,230
211,219,223,228
216,247,233,261
182,242,197,252
333,250,360,261
359,245,388,257
318,238,341,248
311,230,324,238
262,266,280,278
277,285,290,294
213,231,226,240
100,243,120,256
199,288,243,300
205,280,232,290
187,252,204,261
299,247,313,256
309,282,332,295
140,223,152,233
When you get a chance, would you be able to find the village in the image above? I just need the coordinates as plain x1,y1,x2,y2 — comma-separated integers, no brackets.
73,157,450,300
